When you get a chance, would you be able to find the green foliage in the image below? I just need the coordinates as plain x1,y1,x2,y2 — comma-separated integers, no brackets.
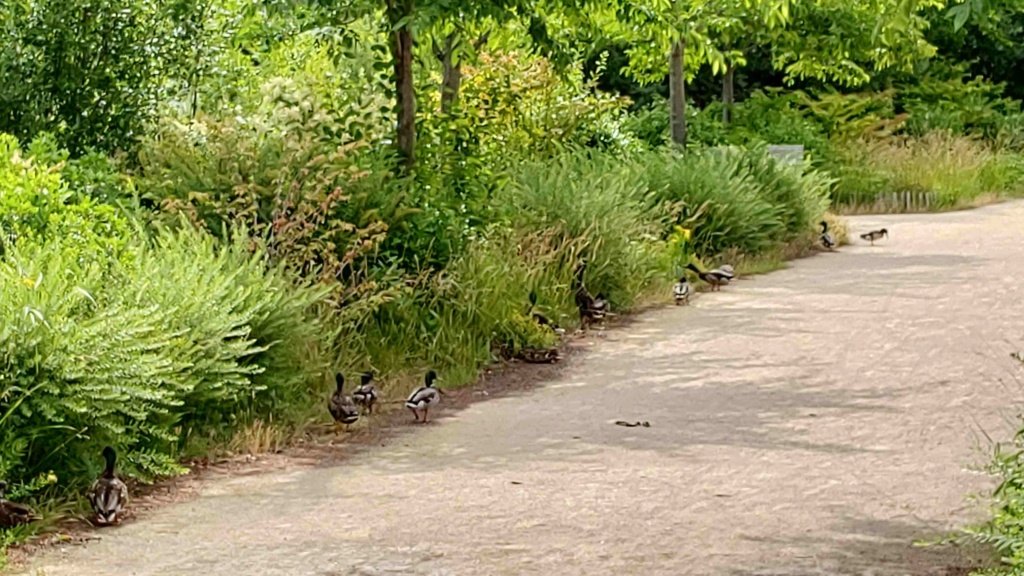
0,0,202,155
645,147,830,257
965,353,1024,575
828,131,1023,211
0,136,330,495
0,134,132,266
0,226,330,488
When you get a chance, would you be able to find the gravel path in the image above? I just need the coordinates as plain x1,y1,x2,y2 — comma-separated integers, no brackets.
20,202,1024,576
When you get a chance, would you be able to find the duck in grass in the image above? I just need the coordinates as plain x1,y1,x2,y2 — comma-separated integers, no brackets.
672,275,691,305
573,261,609,329
0,481,37,528
406,370,443,423
528,291,565,335
820,221,836,250
352,371,378,415
89,446,128,525
686,263,731,291
860,228,888,246
329,373,360,432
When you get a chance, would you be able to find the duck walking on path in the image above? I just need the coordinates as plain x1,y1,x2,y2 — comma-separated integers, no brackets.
686,263,731,292
352,372,378,415
820,221,836,250
860,228,888,246
329,374,360,432
406,370,442,423
673,276,691,305
89,447,128,526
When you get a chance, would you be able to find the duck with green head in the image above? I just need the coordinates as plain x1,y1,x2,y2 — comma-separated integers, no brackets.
406,370,442,423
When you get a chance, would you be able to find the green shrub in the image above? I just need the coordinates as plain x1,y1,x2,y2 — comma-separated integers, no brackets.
0,225,330,489
645,147,829,258
0,134,132,265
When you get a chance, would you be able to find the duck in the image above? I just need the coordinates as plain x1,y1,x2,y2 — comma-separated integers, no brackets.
352,372,378,415
519,347,560,363
572,261,609,329
819,221,836,250
714,264,736,279
328,373,359,431
686,263,730,291
672,276,691,305
406,370,442,423
575,286,609,328
860,228,888,246
0,481,37,528
528,291,565,335
88,446,128,525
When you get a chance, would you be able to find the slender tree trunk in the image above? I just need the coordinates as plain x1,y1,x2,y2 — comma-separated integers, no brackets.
668,39,687,148
721,65,735,126
387,0,416,167
439,33,461,114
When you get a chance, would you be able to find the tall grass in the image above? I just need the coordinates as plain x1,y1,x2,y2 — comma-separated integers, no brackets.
829,131,1024,213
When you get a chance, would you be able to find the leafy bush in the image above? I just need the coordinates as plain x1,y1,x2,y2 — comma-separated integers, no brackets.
0,135,331,495
0,134,132,266
0,0,201,155
0,226,330,489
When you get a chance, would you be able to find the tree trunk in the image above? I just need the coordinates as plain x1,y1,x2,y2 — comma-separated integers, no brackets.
387,0,416,167
721,65,735,126
439,33,461,114
668,39,687,148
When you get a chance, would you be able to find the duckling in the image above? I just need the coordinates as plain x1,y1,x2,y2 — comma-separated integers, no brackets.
820,221,836,250
328,373,359,432
406,370,442,423
352,372,378,415
0,481,37,528
88,446,128,525
686,263,730,291
860,228,888,246
673,276,691,305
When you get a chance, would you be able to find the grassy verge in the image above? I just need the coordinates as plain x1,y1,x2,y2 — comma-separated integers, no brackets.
828,132,1024,214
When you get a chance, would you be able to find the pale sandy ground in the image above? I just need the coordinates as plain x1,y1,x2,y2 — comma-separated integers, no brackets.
19,202,1024,576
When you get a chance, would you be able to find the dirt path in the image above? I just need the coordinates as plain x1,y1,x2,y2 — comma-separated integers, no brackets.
19,202,1024,576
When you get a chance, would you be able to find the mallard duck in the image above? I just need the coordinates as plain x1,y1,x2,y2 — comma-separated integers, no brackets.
528,291,565,335
686,263,730,291
352,371,378,415
860,228,888,246
518,347,560,363
575,286,609,328
89,446,128,525
672,276,691,305
0,481,37,528
714,264,736,278
406,370,442,423
328,373,359,432
573,260,610,329
820,221,836,250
